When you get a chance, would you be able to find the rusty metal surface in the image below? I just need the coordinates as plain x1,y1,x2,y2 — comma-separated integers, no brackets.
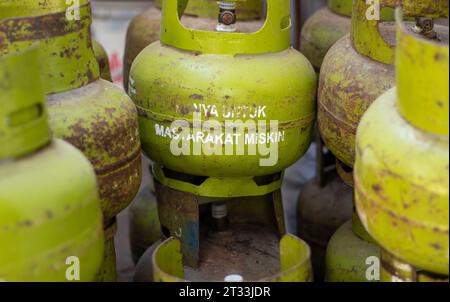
152,234,312,282
318,32,395,168
335,159,354,187
300,6,351,70
93,39,112,82
184,222,280,281
47,80,142,226
155,181,286,269
0,3,100,94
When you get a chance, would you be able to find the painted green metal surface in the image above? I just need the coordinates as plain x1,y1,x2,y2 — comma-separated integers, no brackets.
0,1,142,226
318,33,395,168
355,10,449,276
319,0,448,170
352,0,448,65
46,80,142,226
325,221,380,282
95,221,117,282
397,16,449,136
0,46,51,160
123,2,262,92
160,0,291,55
300,6,351,70
93,39,112,82
131,0,316,196
152,235,312,282
0,0,90,18
381,249,450,282
327,0,353,17
155,0,262,20
0,1,100,94
0,47,104,282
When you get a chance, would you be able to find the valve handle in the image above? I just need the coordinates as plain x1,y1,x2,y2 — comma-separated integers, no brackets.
352,0,449,65
160,0,291,55
0,45,51,160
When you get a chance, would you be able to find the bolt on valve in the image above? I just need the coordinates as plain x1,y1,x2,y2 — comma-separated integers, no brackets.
413,18,437,40
216,1,237,32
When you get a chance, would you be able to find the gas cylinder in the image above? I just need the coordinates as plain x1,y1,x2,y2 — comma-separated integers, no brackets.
93,39,112,82
0,0,142,227
95,220,117,282
123,0,263,91
131,0,316,187
318,0,398,171
129,184,161,264
0,46,104,281
355,7,449,280
297,135,353,281
325,220,380,282
300,0,352,71
130,0,316,280
318,0,447,172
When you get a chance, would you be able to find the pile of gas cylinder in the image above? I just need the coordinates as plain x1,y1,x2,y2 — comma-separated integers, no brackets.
0,0,448,282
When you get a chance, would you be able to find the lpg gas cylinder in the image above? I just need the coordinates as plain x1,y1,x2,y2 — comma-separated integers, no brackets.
318,0,448,172
318,0,397,171
0,47,104,281
325,220,380,282
93,39,112,82
0,0,142,227
129,184,161,264
130,0,316,188
95,220,117,282
130,0,316,271
297,135,353,281
355,8,449,279
123,0,263,91
300,0,352,71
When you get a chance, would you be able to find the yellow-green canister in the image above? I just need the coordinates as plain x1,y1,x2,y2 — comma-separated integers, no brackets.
300,0,352,71
0,0,142,227
355,8,449,279
0,46,104,282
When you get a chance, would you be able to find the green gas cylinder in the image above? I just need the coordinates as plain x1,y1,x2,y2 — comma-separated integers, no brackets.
130,0,316,279
130,0,316,187
355,9,449,279
300,0,352,71
93,39,112,82
318,0,397,171
123,0,263,91
325,220,380,282
0,47,104,282
318,0,447,171
0,0,142,227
